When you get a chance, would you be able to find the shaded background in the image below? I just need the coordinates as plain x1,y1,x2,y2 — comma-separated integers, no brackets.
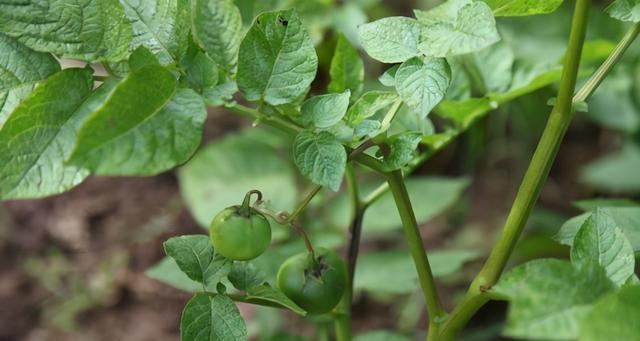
1,0,639,340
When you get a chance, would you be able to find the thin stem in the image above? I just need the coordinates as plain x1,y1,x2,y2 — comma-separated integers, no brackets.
226,104,303,134
437,0,591,339
284,185,322,223
573,22,640,103
380,99,403,129
385,170,445,324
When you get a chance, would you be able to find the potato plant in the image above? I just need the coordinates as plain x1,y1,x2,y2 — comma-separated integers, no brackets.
1,0,640,340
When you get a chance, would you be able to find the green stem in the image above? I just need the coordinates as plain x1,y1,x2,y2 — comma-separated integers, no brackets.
226,104,303,134
573,22,640,103
385,170,445,328
285,185,322,223
437,0,591,339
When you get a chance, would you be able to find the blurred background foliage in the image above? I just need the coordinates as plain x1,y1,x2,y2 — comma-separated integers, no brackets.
2,0,640,340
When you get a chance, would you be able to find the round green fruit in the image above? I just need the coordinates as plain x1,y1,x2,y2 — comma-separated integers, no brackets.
276,248,347,314
209,206,271,261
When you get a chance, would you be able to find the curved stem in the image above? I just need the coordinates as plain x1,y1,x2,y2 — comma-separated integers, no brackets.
240,190,262,216
385,170,445,325
437,0,592,339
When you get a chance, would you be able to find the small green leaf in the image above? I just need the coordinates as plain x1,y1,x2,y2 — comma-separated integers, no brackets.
182,51,219,93
0,68,96,200
120,0,190,65
164,235,231,287
556,206,640,252
354,331,412,341
381,133,422,171
492,259,615,340
237,9,318,105
245,284,306,315
571,208,635,286
415,1,500,57
68,67,207,175
181,294,247,341
293,131,347,191
395,57,451,118
379,65,400,87
192,0,243,73
485,0,564,17
354,120,382,139
203,81,238,106
606,0,640,22
301,90,351,128
0,34,60,127
146,256,201,292
0,0,132,62
358,17,423,63
128,46,161,70
580,285,640,340
228,262,265,290
346,91,399,124
328,34,364,98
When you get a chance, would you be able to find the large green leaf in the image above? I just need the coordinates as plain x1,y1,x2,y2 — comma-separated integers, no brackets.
181,294,247,341
293,131,347,191
606,0,640,22
68,67,207,175
178,129,297,228
301,91,350,129
192,0,243,73
571,209,635,286
0,0,132,62
328,177,470,234
580,285,640,340
237,9,318,105
580,144,640,193
556,206,640,252
0,34,60,127
415,1,500,57
164,235,231,287
492,259,615,340
0,68,98,200
228,262,265,291
355,249,478,295
120,0,190,65
328,34,364,98
357,17,423,63
485,0,564,17
394,57,451,118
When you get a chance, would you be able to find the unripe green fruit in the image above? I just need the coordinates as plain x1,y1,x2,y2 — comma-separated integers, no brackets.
209,206,271,261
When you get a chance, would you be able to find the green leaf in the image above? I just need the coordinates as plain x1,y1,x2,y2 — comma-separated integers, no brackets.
293,131,347,191
606,0,640,22
301,90,351,128
345,91,399,124
68,67,207,175
146,256,202,292
245,284,306,315
228,262,265,291
355,249,478,295
571,209,635,286
573,198,639,212
120,0,190,65
381,133,422,171
435,98,497,128
485,0,564,17
379,65,400,87
395,57,451,118
203,81,238,106
354,331,412,341
415,1,500,57
181,294,247,341
178,129,297,227
492,259,615,340
354,119,382,139
580,144,640,193
128,46,161,70
471,40,514,93
192,0,243,73
0,68,96,200
0,0,132,62
357,17,423,63
237,9,318,105
182,51,219,93
164,235,231,287
0,34,60,127
328,177,469,234
556,207,640,253
580,285,640,340
328,34,364,98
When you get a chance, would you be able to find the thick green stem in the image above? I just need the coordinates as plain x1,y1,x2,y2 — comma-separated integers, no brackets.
437,0,591,339
385,170,445,328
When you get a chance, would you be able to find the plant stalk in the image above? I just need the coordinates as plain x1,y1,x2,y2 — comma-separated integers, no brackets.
437,0,591,338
